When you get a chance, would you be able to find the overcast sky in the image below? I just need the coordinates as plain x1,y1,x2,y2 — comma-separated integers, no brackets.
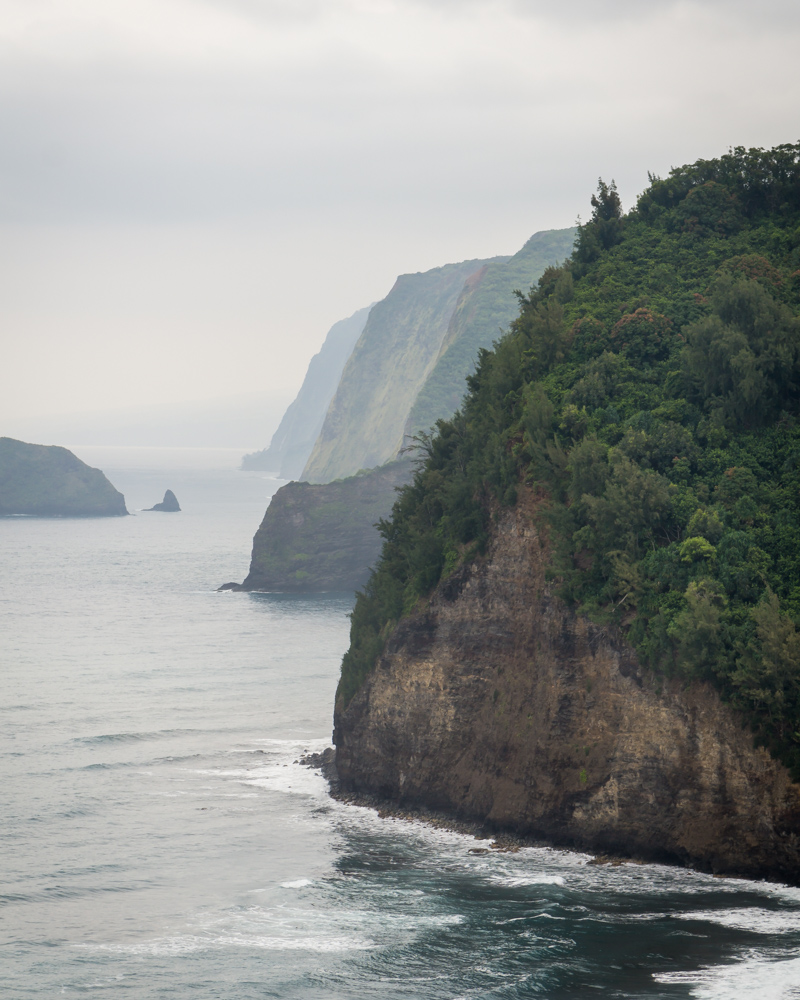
1,0,799,431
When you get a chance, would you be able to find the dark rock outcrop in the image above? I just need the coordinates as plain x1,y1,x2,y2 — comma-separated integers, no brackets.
334,488,800,883
146,490,180,512
226,459,411,592
0,437,127,517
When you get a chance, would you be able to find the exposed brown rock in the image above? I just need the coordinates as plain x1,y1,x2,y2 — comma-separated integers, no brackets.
334,488,800,882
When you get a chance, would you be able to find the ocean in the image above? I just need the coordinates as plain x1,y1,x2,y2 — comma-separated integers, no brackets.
2,446,800,999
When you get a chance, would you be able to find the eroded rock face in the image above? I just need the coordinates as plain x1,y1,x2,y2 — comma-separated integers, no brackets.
334,490,800,882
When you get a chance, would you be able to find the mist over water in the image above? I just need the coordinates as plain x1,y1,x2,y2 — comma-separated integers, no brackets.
3,448,800,998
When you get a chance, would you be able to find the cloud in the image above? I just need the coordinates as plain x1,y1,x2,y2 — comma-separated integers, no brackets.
1,0,797,224
0,0,798,422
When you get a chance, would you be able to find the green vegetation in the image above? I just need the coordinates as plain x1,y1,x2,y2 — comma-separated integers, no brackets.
337,144,800,777
0,437,127,517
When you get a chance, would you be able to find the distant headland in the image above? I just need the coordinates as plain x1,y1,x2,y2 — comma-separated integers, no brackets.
0,437,128,517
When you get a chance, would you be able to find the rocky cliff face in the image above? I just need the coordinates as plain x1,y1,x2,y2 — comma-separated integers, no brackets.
0,437,127,517
334,489,800,882
230,459,411,592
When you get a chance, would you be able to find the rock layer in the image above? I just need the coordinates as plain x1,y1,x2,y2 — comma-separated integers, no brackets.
334,489,800,882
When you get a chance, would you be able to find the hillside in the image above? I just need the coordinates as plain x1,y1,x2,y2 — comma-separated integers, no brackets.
0,437,128,517
241,305,372,477
302,231,575,485
333,143,800,877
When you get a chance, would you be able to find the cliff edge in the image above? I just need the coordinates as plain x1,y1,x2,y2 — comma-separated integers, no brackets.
334,490,800,882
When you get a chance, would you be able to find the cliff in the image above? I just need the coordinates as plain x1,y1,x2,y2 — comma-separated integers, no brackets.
301,257,504,483
228,459,411,592
241,305,372,477
302,232,575,485
0,437,127,517
332,144,800,882
404,228,576,442
334,490,800,882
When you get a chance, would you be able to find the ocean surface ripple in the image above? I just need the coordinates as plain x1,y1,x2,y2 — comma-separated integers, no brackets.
2,448,799,999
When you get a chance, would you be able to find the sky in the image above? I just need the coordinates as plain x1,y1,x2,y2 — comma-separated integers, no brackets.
1,0,799,442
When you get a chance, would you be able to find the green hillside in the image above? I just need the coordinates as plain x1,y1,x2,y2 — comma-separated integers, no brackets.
405,228,576,441
338,143,800,776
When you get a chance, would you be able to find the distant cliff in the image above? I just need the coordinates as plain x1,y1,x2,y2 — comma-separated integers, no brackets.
226,459,411,592
241,305,372,478
0,437,127,517
404,228,576,442
233,228,576,593
302,259,499,483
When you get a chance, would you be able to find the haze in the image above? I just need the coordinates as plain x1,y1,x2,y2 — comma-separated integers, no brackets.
1,0,798,444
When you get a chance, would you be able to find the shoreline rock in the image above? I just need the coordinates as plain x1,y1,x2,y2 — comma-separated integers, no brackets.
302,746,685,871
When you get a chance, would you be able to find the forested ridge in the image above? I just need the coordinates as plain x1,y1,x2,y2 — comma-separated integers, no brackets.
337,143,800,777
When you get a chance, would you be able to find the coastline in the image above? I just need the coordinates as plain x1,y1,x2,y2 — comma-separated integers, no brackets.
301,747,714,875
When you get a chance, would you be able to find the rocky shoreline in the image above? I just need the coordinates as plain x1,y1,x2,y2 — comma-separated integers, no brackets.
300,747,660,871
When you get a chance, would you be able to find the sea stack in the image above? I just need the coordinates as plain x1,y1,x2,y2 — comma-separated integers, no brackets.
146,490,180,512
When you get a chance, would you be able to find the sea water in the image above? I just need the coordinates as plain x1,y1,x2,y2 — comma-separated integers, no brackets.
2,446,800,999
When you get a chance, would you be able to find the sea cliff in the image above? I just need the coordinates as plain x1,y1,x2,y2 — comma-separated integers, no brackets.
241,305,372,478
334,489,800,882
302,258,499,483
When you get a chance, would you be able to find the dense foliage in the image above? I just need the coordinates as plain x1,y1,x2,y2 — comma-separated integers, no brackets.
337,144,800,777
